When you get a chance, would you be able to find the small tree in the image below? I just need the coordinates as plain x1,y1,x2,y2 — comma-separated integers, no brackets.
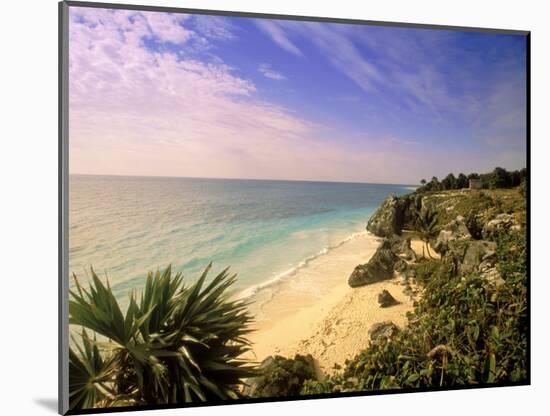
429,177,441,192
457,173,468,189
489,167,510,189
509,170,526,187
441,173,457,190
415,209,439,259
420,179,427,186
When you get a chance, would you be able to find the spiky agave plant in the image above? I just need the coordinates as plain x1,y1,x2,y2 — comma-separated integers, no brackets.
415,209,439,259
69,263,258,410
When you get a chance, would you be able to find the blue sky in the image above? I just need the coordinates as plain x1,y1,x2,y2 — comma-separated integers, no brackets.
69,7,527,184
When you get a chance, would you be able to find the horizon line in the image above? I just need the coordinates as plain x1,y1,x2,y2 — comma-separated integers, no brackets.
69,172,420,188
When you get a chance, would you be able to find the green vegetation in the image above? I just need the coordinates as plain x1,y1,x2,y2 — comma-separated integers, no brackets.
403,187,526,232
418,167,527,192
414,209,439,258
246,355,316,398
465,210,484,240
519,178,527,198
412,257,450,286
69,264,257,410
301,229,527,394
68,167,528,408
302,168,527,395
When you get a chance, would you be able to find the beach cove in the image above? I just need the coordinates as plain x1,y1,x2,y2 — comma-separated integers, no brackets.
247,231,417,376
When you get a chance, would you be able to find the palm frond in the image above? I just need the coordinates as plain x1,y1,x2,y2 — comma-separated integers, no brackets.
69,263,258,410
416,209,439,236
415,209,439,258
69,330,117,410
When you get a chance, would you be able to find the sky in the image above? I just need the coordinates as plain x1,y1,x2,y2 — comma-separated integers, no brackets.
68,6,527,184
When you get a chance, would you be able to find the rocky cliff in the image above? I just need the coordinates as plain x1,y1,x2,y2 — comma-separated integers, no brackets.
356,188,525,289
300,182,528,395
367,188,525,239
366,193,423,237
348,239,407,287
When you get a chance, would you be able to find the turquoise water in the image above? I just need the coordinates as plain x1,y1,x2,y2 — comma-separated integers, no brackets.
69,175,413,300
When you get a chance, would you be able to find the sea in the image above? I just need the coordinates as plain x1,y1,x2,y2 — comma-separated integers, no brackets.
69,175,414,302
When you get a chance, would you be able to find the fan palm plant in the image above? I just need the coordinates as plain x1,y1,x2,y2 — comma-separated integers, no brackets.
415,209,439,259
69,263,258,410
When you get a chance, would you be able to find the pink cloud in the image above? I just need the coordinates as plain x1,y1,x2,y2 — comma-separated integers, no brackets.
145,12,192,43
69,7,321,178
68,7,452,184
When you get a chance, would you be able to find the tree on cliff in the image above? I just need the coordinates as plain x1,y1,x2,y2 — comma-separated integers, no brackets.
427,176,441,192
457,173,468,189
441,173,457,190
489,167,511,189
415,209,439,258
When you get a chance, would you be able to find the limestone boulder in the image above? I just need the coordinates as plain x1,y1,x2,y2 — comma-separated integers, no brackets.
377,289,398,307
367,194,403,237
368,321,399,342
243,354,316,398
433,215,472,255
482,213,521,240
348,239,408,287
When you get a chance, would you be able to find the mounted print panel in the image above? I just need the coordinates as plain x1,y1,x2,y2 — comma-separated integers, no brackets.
59,1,530,414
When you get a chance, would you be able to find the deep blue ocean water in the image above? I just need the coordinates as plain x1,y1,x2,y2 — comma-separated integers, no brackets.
69,175,413,300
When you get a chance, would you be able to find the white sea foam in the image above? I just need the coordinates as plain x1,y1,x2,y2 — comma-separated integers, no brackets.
236,230,379,300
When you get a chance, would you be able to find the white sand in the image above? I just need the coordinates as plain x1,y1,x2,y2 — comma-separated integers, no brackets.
410,237,440,259
246,232,415,376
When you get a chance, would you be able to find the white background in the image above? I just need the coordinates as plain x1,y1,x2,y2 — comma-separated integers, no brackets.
0,0,547,414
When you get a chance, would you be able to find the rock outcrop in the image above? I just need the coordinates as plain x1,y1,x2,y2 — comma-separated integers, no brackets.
433,216,504,285
459,240,503,285
389,235,417,261
363,189,520,290
366,194,403,237
368,321,399,342
433,215,472,255
348,239,407,287
400,193,424,228
243,354,316,398
461,240,497,274
414,213,507,286
377,289,398,307
481,213,521,240
366,192,426,238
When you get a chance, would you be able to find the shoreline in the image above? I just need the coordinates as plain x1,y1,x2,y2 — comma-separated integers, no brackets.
245,231,416,376
235,230,374,302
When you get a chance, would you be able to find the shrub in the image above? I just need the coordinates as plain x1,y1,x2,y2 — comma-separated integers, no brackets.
302,232,527,394
518,179,527,198
465,210,484,240
69,264,257,410
247,355,316,398
412,258,447,285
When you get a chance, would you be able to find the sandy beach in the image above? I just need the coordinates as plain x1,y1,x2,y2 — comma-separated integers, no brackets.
247,232,418,376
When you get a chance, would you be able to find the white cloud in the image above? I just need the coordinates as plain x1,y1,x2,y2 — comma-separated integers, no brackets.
192,15,236,41
255,20,303,57
69,7,322,180
304,22,383,92
68,8,526,182
68,8,435,183
145,12,193,43
259,20,526,160
258,63,287,80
